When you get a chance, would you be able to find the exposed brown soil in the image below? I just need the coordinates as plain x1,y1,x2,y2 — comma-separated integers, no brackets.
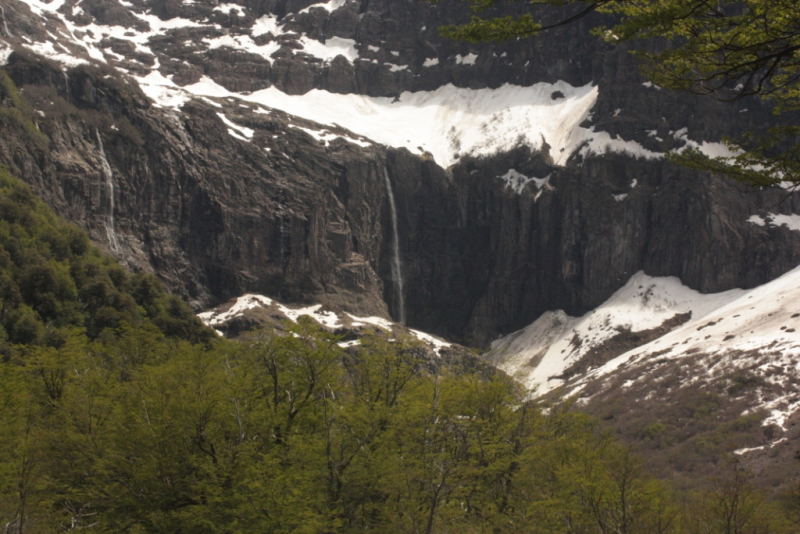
555,312,692,380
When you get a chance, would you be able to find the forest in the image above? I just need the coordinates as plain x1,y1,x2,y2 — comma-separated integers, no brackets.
0,167,795,533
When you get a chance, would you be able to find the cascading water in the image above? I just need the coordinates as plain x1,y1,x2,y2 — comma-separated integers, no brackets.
63,71,69,102
383,167,405,325
96,129,121,254
0,5,11,38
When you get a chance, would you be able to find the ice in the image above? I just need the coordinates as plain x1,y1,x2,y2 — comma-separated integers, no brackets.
24,40,89,67
559,265,800,409
577,128,662,161
409,329,450,350
200,97,222,108
345,314,394,330
734,445,765,456
16,0,659,170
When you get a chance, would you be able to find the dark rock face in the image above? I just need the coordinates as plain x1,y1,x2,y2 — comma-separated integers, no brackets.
388,148,800,345
1,51,389,316
1,0,799,346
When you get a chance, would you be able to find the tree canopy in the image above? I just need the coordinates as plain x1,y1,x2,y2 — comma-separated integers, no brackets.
0,162,795,532
442,0,800,189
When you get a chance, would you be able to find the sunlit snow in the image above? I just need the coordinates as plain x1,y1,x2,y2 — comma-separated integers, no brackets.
498,169,551,195
748,213,800,232
15,0,683,168
490,271,746,395
198,294,451,353
549,266,800,436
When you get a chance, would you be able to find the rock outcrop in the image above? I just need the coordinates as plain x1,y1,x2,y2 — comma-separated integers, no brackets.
0,0,798,348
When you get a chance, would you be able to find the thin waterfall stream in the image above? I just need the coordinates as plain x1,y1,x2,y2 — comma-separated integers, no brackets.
383,167,405,325
0,5,11,38
96,129,121,254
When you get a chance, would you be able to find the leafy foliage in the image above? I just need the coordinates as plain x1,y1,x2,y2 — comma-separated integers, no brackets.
441,0,800,188
0,168,794,533
0,69,48,149
0,318,795,533
0,168,212,353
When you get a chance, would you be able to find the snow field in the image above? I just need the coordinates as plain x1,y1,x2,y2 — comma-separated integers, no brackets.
490,271,746,395
14,0,738,169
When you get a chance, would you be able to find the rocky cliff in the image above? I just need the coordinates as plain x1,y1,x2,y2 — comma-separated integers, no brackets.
0,0,798,348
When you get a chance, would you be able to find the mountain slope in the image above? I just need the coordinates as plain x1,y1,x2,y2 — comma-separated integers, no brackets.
0,0,799,347
490,266,800,490
0,166,211,349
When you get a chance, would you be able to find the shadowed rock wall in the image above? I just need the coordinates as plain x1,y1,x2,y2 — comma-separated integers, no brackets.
1,0,799,346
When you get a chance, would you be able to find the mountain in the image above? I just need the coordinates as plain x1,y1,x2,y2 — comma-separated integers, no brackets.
490,265,800,491
2,0,799,344
1,0,800,493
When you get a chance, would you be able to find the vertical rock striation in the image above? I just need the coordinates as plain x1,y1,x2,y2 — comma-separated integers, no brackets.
0,0,798,345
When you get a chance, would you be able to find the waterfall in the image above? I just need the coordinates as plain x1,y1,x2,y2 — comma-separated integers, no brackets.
96,129,121,254
0,5,11,38
63,71,69,102
383,167,405,325
321,12,331,43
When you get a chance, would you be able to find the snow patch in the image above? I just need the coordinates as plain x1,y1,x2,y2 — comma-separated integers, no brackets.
299,36,358,62
490,271,746,395
0,43,12,65
217,113,254,141
289,124,372,147
455,53,477,65
498,169,550,195
252,14,280,36
748,213,800,232
198,294,274,326
199,295,451,355
577,128,662,161
214,3,247,16
673,128,741,159
298,0,347,14
561,265,800,420
133,69,188,108
204,34,281,60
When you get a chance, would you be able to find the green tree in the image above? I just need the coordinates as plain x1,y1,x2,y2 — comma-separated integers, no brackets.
682,461,795,534
442,0,800,188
